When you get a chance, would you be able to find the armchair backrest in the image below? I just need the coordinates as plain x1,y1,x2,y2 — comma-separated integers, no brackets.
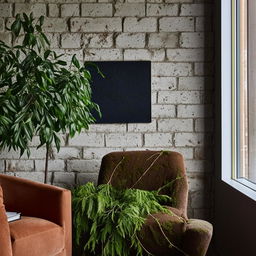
98,151,188,215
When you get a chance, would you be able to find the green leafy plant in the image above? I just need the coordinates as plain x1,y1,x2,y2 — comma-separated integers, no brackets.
73,152,187,256
0,13,102,183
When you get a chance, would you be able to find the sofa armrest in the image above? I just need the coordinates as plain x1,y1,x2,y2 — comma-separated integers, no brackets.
0,174,72,256
0,186,12,256
181,219,213,256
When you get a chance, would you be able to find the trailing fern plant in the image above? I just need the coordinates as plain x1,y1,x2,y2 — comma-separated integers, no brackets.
73,152,187,256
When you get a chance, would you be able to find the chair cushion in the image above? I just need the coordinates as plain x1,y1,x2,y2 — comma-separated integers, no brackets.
9,216,64,256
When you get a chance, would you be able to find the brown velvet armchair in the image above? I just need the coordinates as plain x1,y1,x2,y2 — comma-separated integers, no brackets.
0,174,71,256
98,151,213,256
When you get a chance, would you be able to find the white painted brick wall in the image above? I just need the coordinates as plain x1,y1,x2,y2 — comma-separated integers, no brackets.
0,0,214,220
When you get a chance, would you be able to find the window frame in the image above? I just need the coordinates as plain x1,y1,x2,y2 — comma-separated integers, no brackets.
221,0,256,200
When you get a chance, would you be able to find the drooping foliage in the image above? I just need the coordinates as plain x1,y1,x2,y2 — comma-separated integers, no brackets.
0,13,102,182
73,182,175,256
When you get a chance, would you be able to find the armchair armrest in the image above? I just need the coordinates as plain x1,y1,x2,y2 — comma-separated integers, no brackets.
181,219,213,256
0,186,12,256
0,174,72,256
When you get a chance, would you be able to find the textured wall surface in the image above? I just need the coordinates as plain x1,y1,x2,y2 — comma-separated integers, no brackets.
0,0,214,220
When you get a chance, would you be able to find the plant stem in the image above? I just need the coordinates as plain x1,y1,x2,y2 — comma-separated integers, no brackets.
149,214,190,256
107,156,125,185
131,152,163,189
44,145,49,184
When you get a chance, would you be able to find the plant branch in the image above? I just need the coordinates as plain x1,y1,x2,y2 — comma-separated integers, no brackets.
131,152,163,189
107,156,125,185
149,214,190,256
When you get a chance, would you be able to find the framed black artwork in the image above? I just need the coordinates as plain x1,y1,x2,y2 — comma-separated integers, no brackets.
88,61,151,124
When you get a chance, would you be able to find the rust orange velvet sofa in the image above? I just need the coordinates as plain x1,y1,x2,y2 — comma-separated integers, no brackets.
98,151,213,256
0,174,71,256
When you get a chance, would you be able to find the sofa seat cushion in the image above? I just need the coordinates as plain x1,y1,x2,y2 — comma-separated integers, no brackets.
9,216,64,256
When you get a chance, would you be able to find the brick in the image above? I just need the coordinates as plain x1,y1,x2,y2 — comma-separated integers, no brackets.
0,18,4,32
52,147,81,159
187,174,205,191
194,62,214,76
186,159,208,172
83,33,113,48
147,0,163,2
180,4,212,16
191,191,209,208
148,33,178,48
158,91,202,104
35,160,65,172
53,49,83,62
179,77,213,90
127,0,145,2
44,18,68,32
0,160,4,172
194,146,213,160
67,160,100,172
166,0,193,2
48,4,59,17
152,77,177,91
81,4,112,17
29,135,65,147
69,133,104,147
61,4,79,17
0,4,12,17
196,17,213,32
158,119,193,132
61,33,81,48
167,49,212,62
152,63,193,76
53,172,75,183
124,49,165,61
15,172,47,183
124,17,157,32
83,148,121,160
77,173,98,185
114,3,145,17
144,133,172,147
178,105,212,118
174,133,209,147
128,120,157,132
195,118,214,132
84,49,123,61
152,105,176,118
15,4,46,17
175,148,193,159
6,160,34,172
152,91,157,104
71,18,122,32
89,124,126,132
180,32,213,48
45,33,60,48
146,4,178,16
0,33,11,45
159,17,194,32
106,133,142,147
116,33,146,48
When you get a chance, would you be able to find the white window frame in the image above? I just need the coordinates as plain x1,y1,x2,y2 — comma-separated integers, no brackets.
221,0,256,201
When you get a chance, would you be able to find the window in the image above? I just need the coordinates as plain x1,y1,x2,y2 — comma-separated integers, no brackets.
221,0,256,200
